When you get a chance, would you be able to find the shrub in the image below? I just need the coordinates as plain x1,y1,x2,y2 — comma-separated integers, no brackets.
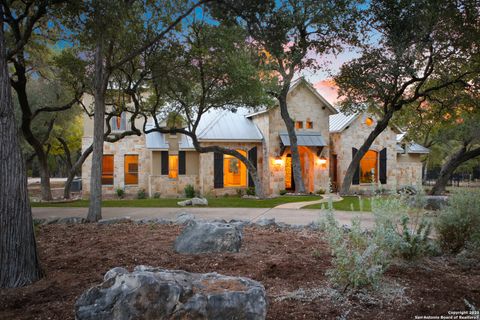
279,189,287,195
184,184,196,198
115,187,125,199
246,186,255,196
236,188,245,197
316,188,326,195
435,190,480,253
372,195,432,261
136,188,147,199
153,192,161,199
323,208,391,290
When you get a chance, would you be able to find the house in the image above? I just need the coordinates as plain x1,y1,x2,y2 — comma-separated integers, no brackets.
81,78,429,197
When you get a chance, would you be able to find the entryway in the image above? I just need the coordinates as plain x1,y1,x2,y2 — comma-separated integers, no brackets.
284,147,315,193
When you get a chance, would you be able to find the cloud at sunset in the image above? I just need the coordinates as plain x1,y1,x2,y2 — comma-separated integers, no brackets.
313,79,339,105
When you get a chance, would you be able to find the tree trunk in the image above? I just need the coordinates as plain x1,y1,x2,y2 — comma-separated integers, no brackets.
278,94,306,193
0,8,43,288
339,111,394,195
87,38,107,222
64,145,93,199
430,145,480,195
11,62,53,201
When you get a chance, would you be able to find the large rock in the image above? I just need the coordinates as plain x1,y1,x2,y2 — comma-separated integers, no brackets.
174,221,242,254
425,195,449,211
75,266,267,320
175,212,196,225
177,197,208,207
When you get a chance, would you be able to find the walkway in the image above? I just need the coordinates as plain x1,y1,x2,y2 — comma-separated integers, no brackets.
273,194,343,209
32,205,373,229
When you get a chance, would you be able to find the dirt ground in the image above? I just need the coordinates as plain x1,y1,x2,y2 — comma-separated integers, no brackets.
1,223,479,320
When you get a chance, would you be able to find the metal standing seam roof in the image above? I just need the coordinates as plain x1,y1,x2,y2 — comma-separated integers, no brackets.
279,131,327,147
405,142,430,154
328,112,359,133
144,124,195,149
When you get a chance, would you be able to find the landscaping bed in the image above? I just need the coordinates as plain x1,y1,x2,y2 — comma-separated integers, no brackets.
1,223,478,319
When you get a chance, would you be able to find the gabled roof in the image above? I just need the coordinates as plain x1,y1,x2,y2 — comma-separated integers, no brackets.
405,142,430,154
246,77,338,118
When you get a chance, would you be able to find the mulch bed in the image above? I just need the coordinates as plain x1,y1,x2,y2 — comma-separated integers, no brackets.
1,223,479,319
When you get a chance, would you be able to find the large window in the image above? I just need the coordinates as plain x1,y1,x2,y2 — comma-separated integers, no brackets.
224,150,247,187
360,150,378,183
124,155,138,185
102,155,114,185
169,155,178,179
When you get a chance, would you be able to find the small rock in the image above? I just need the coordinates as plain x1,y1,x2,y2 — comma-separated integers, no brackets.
75,267,267,320
425,195,449,210
175,212,196,225
177,199,192,207
256,218,276,227
134,217,169,225
174,221,242,254
57,217,86,224
190,197,208,206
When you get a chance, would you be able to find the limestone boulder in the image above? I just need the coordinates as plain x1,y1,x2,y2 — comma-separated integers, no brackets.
75,266,267,320
174,221,242,254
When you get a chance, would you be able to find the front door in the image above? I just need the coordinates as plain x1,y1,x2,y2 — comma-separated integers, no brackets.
285,154,295,191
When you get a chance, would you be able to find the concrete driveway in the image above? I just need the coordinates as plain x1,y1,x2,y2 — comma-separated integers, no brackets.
32,206,374,228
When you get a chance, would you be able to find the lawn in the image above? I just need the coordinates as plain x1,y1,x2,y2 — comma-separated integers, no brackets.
303,195,372,211
31,195,321,208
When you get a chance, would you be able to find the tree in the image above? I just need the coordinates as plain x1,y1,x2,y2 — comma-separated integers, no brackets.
0,4,42,288
144,22,272,197
3,1,84,201
63,0,208,221
335,0,480,194
212,0,361,193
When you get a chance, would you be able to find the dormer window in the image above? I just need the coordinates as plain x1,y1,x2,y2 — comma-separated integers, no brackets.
306,121,313,129
295,121,303,129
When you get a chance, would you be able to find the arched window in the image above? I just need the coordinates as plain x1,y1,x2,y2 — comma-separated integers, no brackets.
360,150,378,183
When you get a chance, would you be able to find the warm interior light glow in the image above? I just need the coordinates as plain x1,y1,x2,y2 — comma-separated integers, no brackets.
224,150,247,187
274,156,283,165
360,150,378,183
124,155,138,184
168,155,178,179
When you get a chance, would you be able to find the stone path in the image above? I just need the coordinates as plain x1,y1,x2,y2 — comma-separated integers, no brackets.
273,194,343,209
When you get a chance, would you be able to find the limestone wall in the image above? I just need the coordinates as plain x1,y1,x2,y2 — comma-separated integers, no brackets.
396,153,423,187
331,114,398,192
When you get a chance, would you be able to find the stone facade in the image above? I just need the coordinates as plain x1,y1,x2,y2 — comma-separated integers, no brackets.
81,81,425,197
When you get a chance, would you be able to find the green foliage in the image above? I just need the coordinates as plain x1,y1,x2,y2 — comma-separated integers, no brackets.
236,189,244,197
136,189,147,200
436,190,480,253
115,188,125,199
316,189,326,195
153,192,161,199
246,187,256,196
323,209,390,290
279,189,287,195
184,184,196,198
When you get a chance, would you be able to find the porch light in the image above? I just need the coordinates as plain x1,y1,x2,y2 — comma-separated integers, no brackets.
317,156,327,165
274,156,283,166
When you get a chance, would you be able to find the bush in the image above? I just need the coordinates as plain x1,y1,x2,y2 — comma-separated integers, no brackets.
236,188,244,197
246,186,255,196
435,190,480,253
153,192,161,199
184,184,196,198
115,187,125,199
372,195,432,261
279,189,287,195
323,208,391,290
136,188,147,199
316,188,326,195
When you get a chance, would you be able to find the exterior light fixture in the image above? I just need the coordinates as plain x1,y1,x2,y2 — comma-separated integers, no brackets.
318,156,327,165
274,156,283,165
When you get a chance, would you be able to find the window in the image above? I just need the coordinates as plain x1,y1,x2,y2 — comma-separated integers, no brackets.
306,121,313,129
169,155,178,179
124,155,138,185
360,150,378,183
365,117,374,127
102,155,114,185
295,121,303,129
111,112,127,131
224,150,247,187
